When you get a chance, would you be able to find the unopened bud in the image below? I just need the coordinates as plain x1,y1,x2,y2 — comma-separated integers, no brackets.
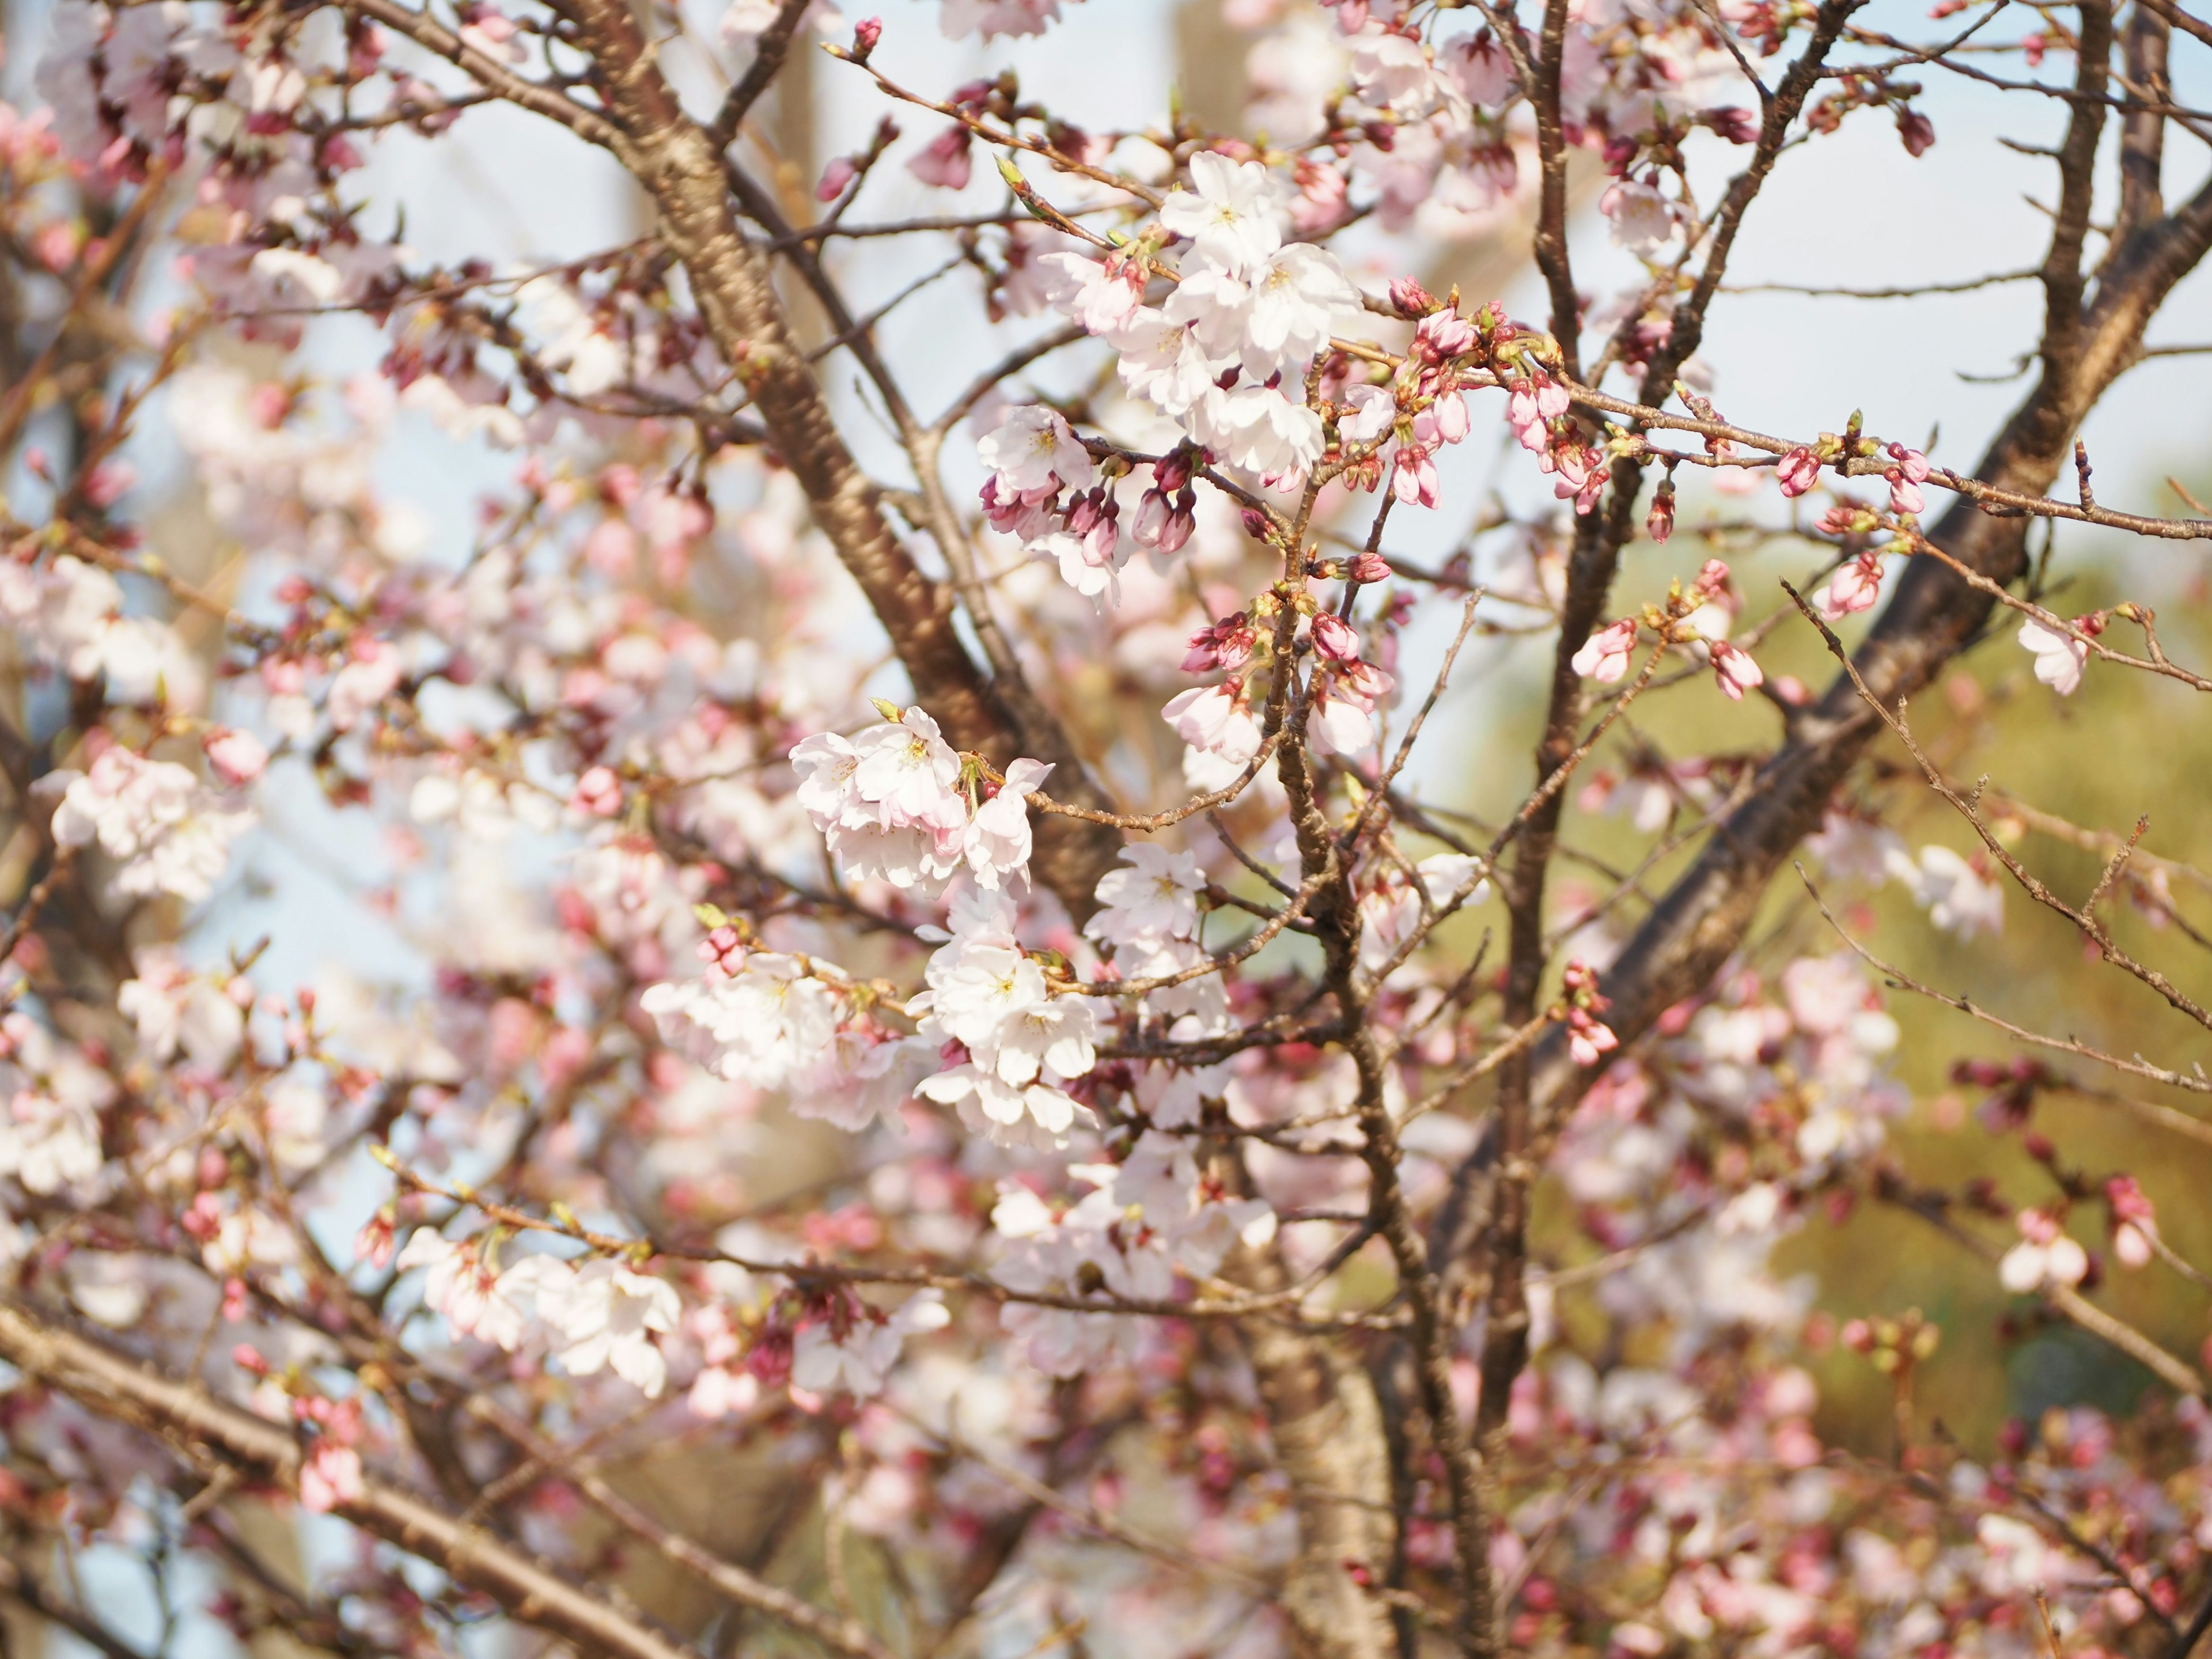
1387,276,1438,318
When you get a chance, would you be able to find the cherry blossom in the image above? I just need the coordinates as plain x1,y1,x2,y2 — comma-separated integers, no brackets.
1088,843,1204,947
963,759,1052,891
1571,618,1638,683
536,1257,682,1396
1815,552,1885,619
0,1090,102,1195
1161,681,1263,765
1156,150,1288,275
1998,1210,2090,1294
5,2,2210,1649
1890,844,2005,938
2019,614,2093,695
48,747,256,904
976,405,1095,495
791,1291,950,1395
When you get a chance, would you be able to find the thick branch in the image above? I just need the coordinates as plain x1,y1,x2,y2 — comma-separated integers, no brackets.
0,1299,703,1659
560,0,1118,915
1456,87,2212,1277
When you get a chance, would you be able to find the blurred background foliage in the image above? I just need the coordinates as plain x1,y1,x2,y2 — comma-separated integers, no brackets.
1441,491,2212,1461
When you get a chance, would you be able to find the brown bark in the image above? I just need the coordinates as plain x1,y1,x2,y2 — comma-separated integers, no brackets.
562,0,1119,914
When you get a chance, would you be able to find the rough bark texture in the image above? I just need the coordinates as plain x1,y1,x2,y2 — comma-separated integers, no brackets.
565,0,1119,914
559,14,1399,1650
1232,1250,1399,1659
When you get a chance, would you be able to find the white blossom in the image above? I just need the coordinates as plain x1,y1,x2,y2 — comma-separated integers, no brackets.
963,758,1051,890
1158,151,1289,276
396,1230,533,1349
1887,844,2003,938
2018,616,2089,696
792,1291,949,1396
639,953,842,1089
1160,683,1262,765
1190,382,1325,477
1086,843,1203,948
0,1090,102,1194
976,405,1094,495
118,951,245,1071
1601,180,1680,256
1164,243,1362,380
535,1257,681,1396
48,749,256,904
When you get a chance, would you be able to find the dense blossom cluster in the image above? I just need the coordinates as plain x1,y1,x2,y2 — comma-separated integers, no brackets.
0,0,2204,1656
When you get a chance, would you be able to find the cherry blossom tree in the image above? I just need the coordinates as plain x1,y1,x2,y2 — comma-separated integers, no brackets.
1,0,2211,1655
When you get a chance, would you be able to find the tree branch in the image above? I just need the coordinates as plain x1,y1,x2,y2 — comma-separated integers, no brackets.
0,1299,706,1659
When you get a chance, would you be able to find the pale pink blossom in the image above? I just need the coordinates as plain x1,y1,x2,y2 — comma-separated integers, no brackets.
1037,251,1148,335
203,727,269,786
1709,640,1764,701
300,1441,364,1513
976,405,1094,494
1601,179,1678,256
1157,150,1288,276
1571,619,1638,683
963,758,1051,891
1159,685,1265,770
2018,615,2092,695
1815,552,1884,620
907,124,974,189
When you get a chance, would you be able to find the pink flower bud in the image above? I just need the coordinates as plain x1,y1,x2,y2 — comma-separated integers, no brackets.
1310,612,1360,664
851,16,882,58
570,764,622,817
1154,489,1196,555
1886,472,1925,516
1428,389,1470,445
1896,108,1936,156
908,125,974,191
1414,308,1478,362
1646,480,1675,543
816,156,858,203
1388,276,1439,317
1567,1009,1618,1067
1707,106,1759,143
696,925,746,981
1709,639,1764,701
1184,613,1256,673
1349,550,1391,584
1570,619,1637,683
2106,1175,2155,1225
1776,448,1821,497
2115,1222,2153,1268
1816,551,1884,619
1391,444,1440,509
82,461,135,509
204,728,270,786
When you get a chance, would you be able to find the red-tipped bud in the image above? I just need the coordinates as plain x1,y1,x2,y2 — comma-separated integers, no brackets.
1387,276,1439,318
1310,612,1360,664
